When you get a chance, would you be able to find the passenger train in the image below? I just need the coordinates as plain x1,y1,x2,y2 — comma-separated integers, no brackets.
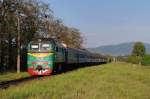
27,38,108,76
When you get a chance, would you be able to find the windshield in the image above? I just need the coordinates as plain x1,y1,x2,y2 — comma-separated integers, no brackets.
28,42,53,52
41,43,52,50
31,44,39,51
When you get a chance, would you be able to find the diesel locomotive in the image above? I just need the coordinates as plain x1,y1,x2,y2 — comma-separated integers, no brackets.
27,38,108,76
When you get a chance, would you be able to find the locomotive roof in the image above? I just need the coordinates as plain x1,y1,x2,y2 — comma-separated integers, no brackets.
30,38,105,56
31,38,55,42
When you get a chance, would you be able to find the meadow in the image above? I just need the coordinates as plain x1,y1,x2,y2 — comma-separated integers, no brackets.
1,62,150,99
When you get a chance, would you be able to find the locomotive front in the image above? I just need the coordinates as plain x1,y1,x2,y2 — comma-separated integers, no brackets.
27,39,55,76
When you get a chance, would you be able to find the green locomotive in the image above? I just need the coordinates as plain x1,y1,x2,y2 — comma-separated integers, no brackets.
27,38,66,75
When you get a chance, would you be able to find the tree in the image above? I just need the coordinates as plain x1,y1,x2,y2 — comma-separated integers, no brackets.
0,0,84,72
128,42,146,65
0,0,43,72
132,42,146,57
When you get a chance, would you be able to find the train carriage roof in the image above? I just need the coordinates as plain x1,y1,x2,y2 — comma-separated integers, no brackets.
30,38,107,58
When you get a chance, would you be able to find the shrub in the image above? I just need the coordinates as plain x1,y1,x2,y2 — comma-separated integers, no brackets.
127,55,141,64
127,55,150,66
141,55,150,66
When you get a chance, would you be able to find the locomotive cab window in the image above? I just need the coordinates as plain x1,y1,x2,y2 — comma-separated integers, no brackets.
41,44,52,50
31,44,39,50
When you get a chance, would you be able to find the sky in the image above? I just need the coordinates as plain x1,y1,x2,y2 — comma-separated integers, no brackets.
42,0,150,48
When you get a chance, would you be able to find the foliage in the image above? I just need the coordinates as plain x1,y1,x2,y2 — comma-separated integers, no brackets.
0,0,84,72
126,42,150,66
141,55,150,66
127,55,150,66
132,42,146,57
1,62,150,99
127,55,141,64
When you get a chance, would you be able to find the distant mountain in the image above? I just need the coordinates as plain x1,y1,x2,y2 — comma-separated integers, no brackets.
88,42,150,56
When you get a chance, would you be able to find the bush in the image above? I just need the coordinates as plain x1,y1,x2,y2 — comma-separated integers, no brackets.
127,55,141,64
141,55,150,66
127,55,150,66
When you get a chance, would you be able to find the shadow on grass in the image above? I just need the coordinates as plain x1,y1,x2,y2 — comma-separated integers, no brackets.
52,62,108,75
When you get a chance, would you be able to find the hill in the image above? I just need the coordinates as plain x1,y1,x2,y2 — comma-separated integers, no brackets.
1,62,150,99
88,42,150,56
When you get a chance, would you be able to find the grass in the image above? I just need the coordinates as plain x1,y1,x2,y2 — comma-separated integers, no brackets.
1,62,150,99
0,72,30,83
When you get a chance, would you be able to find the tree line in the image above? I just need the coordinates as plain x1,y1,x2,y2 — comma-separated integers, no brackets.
0,0,84,72
117,42,150,66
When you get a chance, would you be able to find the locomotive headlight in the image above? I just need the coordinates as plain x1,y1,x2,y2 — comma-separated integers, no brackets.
37,62,43,65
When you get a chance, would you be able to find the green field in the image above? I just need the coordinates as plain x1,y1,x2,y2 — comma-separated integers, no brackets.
1,62,150,99
0,72,30,83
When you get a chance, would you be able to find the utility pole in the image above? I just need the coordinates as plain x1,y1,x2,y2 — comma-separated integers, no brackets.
17,16,20,73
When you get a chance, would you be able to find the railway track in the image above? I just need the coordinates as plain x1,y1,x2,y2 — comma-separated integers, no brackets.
0,69,76,89
0,67,76,89
0,63,105,89
0,76,42,89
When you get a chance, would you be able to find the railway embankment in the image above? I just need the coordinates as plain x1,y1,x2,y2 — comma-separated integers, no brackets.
0,72,29,83
1,62,150,99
